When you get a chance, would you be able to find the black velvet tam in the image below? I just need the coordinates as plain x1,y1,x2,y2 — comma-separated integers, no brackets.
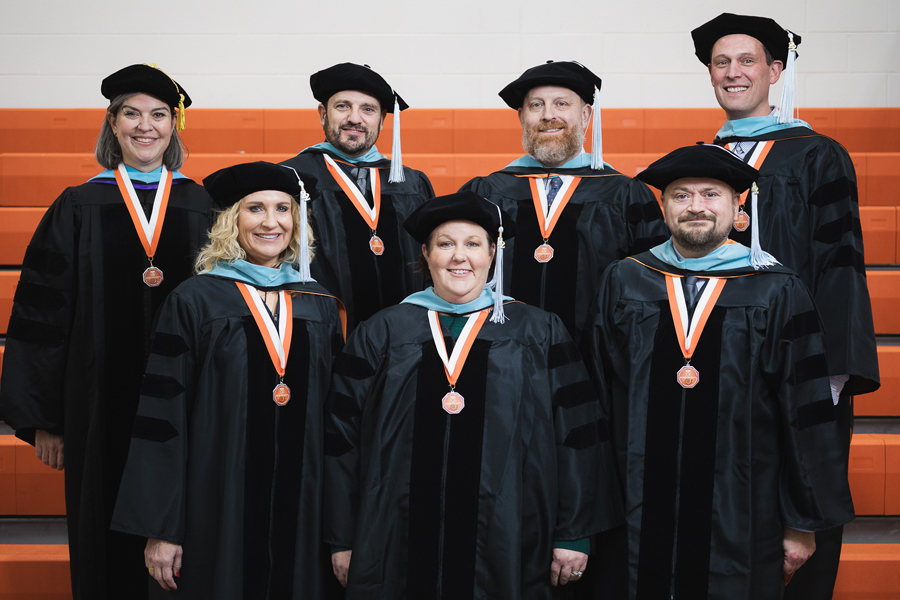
310,62,408,112
203,162,318,210
402,191,516,243
691,13,801,65
635,144,759,194
101,64,192,109
498,60,602,109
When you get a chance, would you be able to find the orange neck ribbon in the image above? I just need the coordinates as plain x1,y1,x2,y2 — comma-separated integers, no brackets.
727,141,773,209
664,276,726,361
528,176,581,239
427,309,489,386
115,164,172,259
237,283,293,377
323,154,381,231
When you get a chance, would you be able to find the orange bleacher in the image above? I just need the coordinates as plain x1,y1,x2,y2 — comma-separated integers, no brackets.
1,107,899,599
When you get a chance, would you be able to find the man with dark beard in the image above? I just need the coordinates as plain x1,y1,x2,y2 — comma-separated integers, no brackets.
584,144,854,600
459,61,667,343
281,63,434,332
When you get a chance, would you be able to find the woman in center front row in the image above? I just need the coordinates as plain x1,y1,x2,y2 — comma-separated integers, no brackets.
324,191,624,599
112,161,346,599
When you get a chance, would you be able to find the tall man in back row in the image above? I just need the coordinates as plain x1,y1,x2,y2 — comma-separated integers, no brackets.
282,63,434,332
460,61,668,342
691,14,880,598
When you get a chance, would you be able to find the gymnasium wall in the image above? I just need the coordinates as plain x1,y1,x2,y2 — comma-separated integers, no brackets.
0,0,898,110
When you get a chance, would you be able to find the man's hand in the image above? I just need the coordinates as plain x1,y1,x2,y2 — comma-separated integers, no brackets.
550,548,588,586
34,430,64,470
332,550,351,587
145,538,182,592
783,527,816,581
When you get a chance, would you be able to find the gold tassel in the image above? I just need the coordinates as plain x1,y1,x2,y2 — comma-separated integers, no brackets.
146,63,187,132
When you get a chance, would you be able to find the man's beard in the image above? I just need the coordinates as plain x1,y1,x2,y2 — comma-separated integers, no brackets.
672,215,730,254
522,120,585,166
323,114,379,157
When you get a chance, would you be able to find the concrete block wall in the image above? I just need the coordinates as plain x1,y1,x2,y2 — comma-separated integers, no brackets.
0,0,897,109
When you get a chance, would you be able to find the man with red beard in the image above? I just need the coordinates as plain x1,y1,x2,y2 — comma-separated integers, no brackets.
691,15,880,599
459,61,667,343
282,63,434,332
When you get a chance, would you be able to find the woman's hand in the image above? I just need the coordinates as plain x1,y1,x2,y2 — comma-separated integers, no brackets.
332,550,352,587
34,430,64,470
550,548,588,586
145,538,182,592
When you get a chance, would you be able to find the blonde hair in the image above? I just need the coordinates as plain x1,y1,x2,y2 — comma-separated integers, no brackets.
195,197,315,274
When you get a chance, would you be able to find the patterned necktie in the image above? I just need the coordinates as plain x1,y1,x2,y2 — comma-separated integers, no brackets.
546,176,563,208
338,162,371,203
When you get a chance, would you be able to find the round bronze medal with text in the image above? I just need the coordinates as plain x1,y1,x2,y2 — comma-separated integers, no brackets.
370,235,385,255
442,391,465,414
534,243,554,263
273,383,291,406
677,365,699,389
143,266,164,287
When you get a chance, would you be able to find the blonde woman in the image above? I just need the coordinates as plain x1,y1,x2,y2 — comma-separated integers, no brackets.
112,162,345,599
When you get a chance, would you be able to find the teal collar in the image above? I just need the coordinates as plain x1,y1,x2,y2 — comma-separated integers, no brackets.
715,115,811,140
402,287,513,314
304,142,387,165
505,150,611,170
203,260,310,287
88,165,188,183
649,238,779,272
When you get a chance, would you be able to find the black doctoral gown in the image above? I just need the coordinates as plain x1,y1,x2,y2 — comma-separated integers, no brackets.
110,275,345,599
584,253,855,600
0,176,213,600
324,301,624,600
460,164,668,341
281,148,434,332
714,127,879,395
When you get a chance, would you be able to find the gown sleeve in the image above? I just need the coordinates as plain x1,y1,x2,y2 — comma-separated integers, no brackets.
762,275,855,531
322,320,382,548
804,142,879,394
547,312,624,541
110,290,199,544
0,189,80,444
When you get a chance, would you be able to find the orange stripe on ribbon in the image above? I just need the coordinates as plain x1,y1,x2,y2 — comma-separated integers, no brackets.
115,167,172,259
528,176,581,239
428,309,490,386
665,276,726,362
237,283,293,377
324,156,381,231
728,141,774,210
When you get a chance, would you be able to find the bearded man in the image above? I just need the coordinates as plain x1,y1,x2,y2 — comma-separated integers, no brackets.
282,63,434,332
460,61,667,342
584,144,854,600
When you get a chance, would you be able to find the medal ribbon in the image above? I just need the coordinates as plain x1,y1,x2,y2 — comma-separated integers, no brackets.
427,309,489,386
237,283,294,377
323,154,381,230
727,141,773,210
115,164,172,258
528,176,581,239
665,276,726,361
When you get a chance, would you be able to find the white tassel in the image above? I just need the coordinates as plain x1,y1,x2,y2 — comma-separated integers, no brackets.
388,96,405,183
749,182,779,269
489,225,506,323
297,183,313,282
590,86,604,170
777,33,798,125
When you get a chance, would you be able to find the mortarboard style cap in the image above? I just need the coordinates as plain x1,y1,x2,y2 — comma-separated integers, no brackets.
203,161,318,210
635,143,759,194
499,61,602,109
310,63,408,113
102,64,192,131
691,13,801,65
402,191,516,244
